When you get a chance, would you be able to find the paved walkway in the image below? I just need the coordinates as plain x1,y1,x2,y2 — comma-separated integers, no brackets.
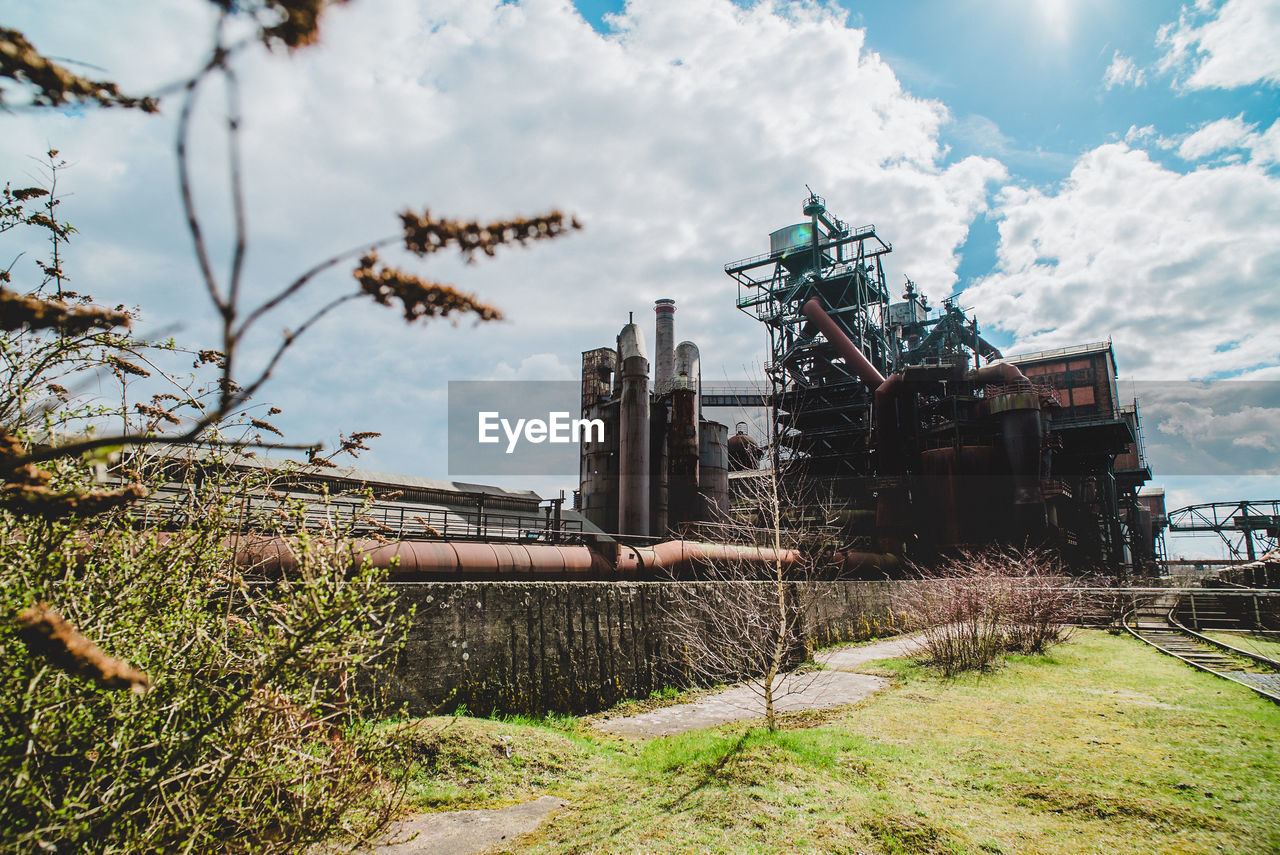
595,633,923,738
815,633,924,671
363,796,569,855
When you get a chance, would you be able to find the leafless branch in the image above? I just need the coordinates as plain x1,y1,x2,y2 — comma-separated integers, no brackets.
176,66,225,315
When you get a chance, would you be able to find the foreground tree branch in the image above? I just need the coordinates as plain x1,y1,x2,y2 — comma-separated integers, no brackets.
16,604,150,692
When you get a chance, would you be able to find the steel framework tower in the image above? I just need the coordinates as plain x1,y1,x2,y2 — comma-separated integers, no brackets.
1168,500,1280,561
724,191,892,495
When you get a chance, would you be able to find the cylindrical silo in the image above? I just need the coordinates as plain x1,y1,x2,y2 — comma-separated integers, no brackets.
727,422,762,471
675,340,701,426
618,323,650,536
989,390,1046,532
698,419,730,520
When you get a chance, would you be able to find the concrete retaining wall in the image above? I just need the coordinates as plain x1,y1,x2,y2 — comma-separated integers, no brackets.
385,580,908,716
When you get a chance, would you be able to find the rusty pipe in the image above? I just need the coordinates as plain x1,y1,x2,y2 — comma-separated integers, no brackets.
834,550,900,575
801,298,886,390
232,536,613,580
873,371,905,477
614,539,800,577
231,534,902,582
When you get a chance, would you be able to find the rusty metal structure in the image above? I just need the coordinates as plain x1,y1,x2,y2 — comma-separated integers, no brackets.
724,191,1163,572
577,301,731,539
726,190,891,500
151,191,1174,580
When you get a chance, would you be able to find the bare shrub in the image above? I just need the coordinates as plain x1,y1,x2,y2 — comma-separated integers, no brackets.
1000,549,1079,654
897,548,1079,676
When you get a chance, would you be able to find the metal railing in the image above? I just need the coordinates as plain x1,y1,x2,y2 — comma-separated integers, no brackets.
724,223,880,273
132,484,583,543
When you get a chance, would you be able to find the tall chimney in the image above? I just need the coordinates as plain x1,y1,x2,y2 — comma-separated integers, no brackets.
668,341,702,530
654,298,675,394
618,322,651,537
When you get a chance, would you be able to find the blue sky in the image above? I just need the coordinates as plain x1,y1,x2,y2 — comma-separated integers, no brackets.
581,0,1280,340
2,0,1279,557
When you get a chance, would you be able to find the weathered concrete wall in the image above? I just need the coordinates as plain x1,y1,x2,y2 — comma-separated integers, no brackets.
386,580,909,716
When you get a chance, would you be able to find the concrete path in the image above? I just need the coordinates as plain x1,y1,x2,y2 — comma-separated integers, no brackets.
595,634,923,738
363,795,568,855
815,633,924,670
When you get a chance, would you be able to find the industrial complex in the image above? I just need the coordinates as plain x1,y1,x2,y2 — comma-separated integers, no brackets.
179,191,1280,581
572,192,1167,574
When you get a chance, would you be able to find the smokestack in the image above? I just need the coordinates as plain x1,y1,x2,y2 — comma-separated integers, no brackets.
654,298,676,394
674,341,700,421
618,322,651,537
668,341,702,530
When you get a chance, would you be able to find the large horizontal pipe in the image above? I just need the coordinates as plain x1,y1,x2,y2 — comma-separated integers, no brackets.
615,540,898,577
801,297,886,390
616,539,800,576
835,550,900,574
233,536,613,580
233,536,797,580
229,535,898,581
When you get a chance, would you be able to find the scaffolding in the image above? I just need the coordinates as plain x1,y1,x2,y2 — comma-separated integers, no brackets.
722,191,1161,572
724,191,891,493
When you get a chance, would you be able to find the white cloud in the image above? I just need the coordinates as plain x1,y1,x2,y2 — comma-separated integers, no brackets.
1157,0,1280,89
1253,119,1280,165
963,143,1280,381
489,353,575,382
0,0,1004,484
1169,115,1280,165
1103,51,1146,89
1142,384,1280,469
1124,124,1159,145
1123,115,1280,166
1178,115,1257,159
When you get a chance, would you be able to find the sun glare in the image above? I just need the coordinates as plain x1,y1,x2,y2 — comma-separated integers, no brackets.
1031,0,1076,43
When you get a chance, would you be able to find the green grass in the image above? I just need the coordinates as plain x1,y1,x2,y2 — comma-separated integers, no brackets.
380,716,598,810
387,631,1280,854
1201,630,1280,662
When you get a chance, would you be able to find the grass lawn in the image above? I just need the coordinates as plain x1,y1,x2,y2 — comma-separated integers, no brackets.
388,631,1280,854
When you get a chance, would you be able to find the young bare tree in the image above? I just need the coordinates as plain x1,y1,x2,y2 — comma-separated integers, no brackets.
662,422,848,731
